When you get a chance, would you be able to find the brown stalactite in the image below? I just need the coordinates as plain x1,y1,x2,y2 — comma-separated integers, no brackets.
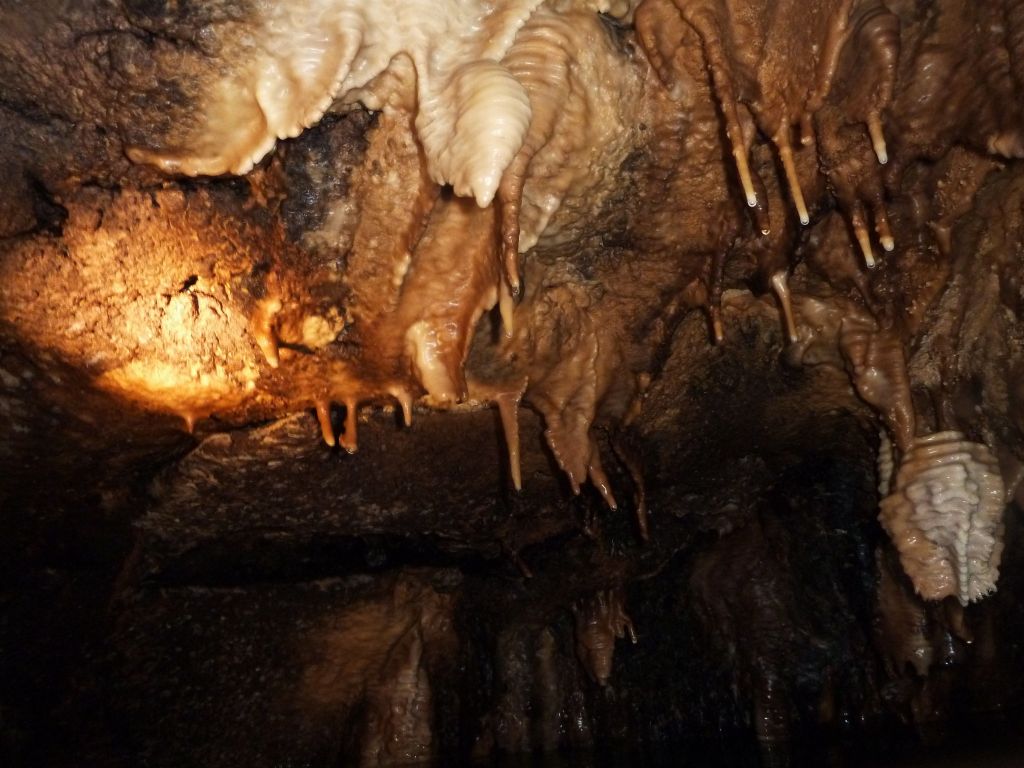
496,9,577,296
838,314,916,452
875,546,935,678
501,270,627,506
389,196,501,404
637,0,906,269
573,587,636,686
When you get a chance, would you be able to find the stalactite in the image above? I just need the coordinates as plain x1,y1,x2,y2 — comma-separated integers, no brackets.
875,546,935,677
573,587,636,686
838,315,915,452
392,197,501,404
880,431,1006,605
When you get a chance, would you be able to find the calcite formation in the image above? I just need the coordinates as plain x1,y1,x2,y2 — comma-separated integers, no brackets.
112,0,1022,534
572,587,637,685
2,0,1024,764
880,431,1006,605
126,0,633,206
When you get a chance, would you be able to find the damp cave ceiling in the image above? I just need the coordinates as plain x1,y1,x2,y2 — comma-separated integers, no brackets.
0,0,1023,603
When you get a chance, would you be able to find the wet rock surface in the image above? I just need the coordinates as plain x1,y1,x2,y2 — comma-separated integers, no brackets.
3,1,1024,767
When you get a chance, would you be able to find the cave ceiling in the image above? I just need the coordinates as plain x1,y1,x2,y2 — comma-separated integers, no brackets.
2,0,1024,765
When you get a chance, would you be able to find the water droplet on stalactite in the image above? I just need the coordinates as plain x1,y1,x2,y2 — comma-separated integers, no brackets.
875,204,895,252
750,168,772,235
588,453,619,511
735,147,759,209
868,113,888,165
850,204,877,268
498,193,523,298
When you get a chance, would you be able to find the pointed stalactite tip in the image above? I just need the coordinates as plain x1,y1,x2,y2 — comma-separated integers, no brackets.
315,401,336,447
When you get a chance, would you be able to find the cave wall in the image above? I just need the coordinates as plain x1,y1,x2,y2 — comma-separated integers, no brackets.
3,1,1024,766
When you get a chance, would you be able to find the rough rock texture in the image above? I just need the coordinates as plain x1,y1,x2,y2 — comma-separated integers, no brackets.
3,1,1024,767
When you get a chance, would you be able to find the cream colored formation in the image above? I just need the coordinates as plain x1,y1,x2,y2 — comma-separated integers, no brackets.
129,0,631,208
880,432,1006,606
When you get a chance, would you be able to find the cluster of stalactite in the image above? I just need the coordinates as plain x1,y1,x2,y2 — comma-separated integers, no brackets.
104,0,1023,603
3,2,1024,763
